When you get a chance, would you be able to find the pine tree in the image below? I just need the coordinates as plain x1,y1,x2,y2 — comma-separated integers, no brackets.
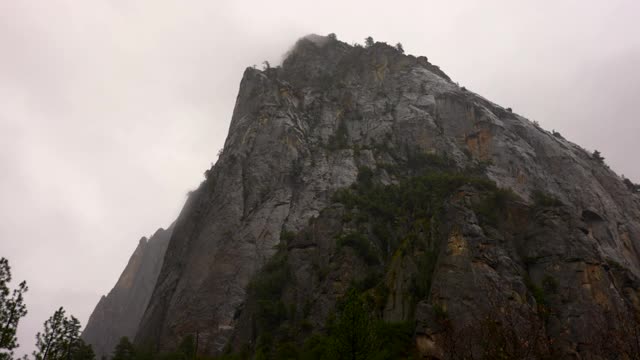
592,150,605,163
111,337,135,360
395,42,404,54
34,307,67,360
329,290,375,360
33,308,93,360
70,340,95,360
0,258,28,360
176,335,195,360
61,316,81,360
365,36,374,47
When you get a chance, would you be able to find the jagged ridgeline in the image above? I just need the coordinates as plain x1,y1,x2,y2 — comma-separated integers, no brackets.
84,33,640,359
82,226,174,358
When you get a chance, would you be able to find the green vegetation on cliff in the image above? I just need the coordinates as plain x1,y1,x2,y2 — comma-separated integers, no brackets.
219,156,520,359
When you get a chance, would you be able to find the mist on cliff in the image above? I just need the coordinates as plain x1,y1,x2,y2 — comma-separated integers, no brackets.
1,0,639,354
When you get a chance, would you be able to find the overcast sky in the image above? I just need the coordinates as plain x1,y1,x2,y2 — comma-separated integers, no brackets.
1,0,639,355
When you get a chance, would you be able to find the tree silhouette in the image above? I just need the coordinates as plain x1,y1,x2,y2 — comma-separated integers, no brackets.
111,337,136,360
0,258,28,359
592,150,605,163
177,335,196,359
34,307,67,360
365,37,374,47
329,290,375,360
61,316,81,360
70,340,95,360
33,307,91,360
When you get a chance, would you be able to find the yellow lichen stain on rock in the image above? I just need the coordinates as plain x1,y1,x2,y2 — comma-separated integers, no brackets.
580,264,611,309
383,251,415,321
471,261,496,276
516,170,527,185
115,246,144,289
416,334,444,359
452,190,467,203
341,93,354,110
116,262,139,289
241,125,256,145
509,290,525,304
465,128,493,161
280,133,293,147
626,290,640,312
447,229,467,256
593,290,610,308
410,131,432,151
465,106,477,124
374,59,388,82
620,231,636,261
587,264,604,282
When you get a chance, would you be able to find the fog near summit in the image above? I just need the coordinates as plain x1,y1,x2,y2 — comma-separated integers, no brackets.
1,0,638,354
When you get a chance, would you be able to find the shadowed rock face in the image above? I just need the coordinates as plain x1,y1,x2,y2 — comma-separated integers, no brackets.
82,225,173,358
133,35,640,356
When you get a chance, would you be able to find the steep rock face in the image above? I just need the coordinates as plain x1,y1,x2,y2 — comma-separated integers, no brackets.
135,35,640,356
82,225,173,358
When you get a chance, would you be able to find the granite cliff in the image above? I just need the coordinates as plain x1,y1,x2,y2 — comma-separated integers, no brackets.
82,225,173,358
88,34,639,358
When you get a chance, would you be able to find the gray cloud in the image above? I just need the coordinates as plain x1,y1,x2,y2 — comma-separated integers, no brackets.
1,0,638,355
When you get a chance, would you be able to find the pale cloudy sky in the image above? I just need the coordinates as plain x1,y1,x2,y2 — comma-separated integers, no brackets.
1,0,639,355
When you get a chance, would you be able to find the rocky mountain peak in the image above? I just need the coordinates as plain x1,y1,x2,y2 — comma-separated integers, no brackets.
82,35,640,358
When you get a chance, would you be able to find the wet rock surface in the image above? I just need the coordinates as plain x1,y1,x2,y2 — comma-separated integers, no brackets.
129,35,640,357
82,225,173,358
